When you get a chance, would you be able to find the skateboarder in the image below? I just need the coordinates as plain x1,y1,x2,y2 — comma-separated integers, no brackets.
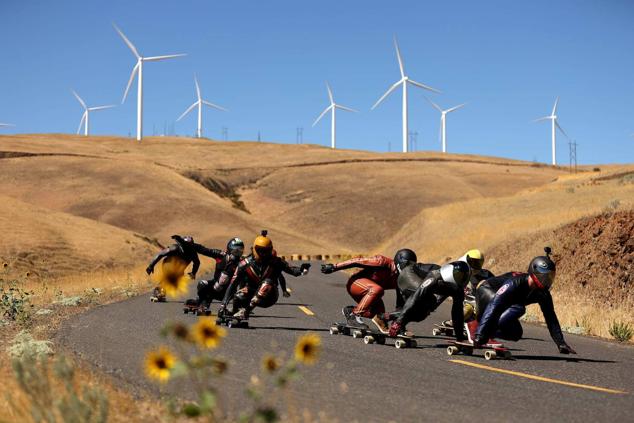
388,260,471,340
473,248,576,354
185,237,245,313
220,230,310,320
146,235,201,301
321,249,416,334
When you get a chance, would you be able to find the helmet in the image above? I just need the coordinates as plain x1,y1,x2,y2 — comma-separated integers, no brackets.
528,255,556,290
394,249,417,271
172,235,194,245
440,261,470,288
227,237,245,257
464,249,484,271
253,230,273,261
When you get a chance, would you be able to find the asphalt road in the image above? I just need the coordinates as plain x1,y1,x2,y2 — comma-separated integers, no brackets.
57,263,634,422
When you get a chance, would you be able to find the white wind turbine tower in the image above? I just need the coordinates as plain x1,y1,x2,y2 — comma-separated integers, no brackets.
534,97,568,165
312,82,357,149
372,37,440,153
425,97,465,153
114,23,186,141
177,76,227,138
72,90,115,136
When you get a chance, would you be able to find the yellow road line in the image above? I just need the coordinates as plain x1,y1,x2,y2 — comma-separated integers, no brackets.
298,305,315,316
449,359,627,395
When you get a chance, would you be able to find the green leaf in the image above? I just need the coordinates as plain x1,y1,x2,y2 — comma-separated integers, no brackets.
199,390,216,413
182,403,201,417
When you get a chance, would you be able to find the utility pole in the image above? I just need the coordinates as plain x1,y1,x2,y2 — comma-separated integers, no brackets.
408,130,418,152
296,127,303,144
222,126,228,141
568,140,578,173
257,131,261,142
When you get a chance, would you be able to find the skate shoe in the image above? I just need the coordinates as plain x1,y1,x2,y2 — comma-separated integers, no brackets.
442,319,454,328
466,320,479,343
485,339,504,348
370,315,390,335
233,308,250,320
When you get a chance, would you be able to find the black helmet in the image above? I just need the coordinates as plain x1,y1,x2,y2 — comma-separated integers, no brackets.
394,249,417,271
440,261,470,288
528,255,556,290
227,237,245,257
172,234,194,245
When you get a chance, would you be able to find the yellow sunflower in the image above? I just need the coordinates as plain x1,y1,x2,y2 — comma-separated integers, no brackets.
155,257,191,298
145,347,177,383
261,354,281,373
294,333,321,365
192,317,227,349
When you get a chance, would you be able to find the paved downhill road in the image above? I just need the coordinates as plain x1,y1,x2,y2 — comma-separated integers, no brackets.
57,263,634,422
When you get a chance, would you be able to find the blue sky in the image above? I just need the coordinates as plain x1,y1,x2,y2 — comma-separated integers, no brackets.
0,0,632,164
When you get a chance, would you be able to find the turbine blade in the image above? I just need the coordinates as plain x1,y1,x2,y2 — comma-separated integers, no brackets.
424,95,442,112
122,62,139,103
77,111,87,135
194,76,201,100
144,53,187,62
88,105,116,111
0,123,15,127
446,103,466,113
113,23,140,59
394,37,405,78
533,116,552,123
202,100,227,111
177,101,199,121
371,80,402,110
555,120,569,139
312,105,332,127
71,90,87,109
551,96,559,116
408,79,441,94
326,82,334,104
335,104,358,113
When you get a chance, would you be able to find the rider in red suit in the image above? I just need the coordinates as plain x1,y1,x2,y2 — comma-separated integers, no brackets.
321,250,415,334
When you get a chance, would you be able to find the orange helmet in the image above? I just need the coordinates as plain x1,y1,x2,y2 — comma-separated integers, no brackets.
253,230,273,261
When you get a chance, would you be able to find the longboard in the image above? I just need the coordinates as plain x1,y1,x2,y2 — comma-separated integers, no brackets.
183,299,211,316
446,340,511,360
329,322,417,349
216,312,249,328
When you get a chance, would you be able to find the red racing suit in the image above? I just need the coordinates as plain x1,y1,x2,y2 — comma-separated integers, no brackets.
334,255,399,318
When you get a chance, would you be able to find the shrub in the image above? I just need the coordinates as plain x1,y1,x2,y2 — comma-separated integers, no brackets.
0,279,34,325
593,167,601,172
606,199,621,211
7,330,54,358
609,321,633,343
10,353,109,423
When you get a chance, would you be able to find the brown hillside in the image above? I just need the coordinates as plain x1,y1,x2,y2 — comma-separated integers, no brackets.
0,134,567,257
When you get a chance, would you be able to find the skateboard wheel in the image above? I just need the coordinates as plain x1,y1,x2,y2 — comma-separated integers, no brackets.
363,335,375,345
447,346,459,356
228,320,235,328
329,326,339,335
395,339,406,349
432,328,441,336
352,330,363,339
150,297,157,303
484,350,496,360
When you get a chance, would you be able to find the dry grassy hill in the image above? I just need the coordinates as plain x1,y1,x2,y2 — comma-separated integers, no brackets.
0,134,567,275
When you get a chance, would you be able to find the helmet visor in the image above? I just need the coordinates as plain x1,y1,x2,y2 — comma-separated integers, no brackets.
230,246,244,257
531,270,556,290
254,245,272,259
467,256,484,271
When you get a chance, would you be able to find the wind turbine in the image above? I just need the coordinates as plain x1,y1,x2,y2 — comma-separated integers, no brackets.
0,123,14,129
114,23,186,141
425,97,465,153
177,76,227,139
534,97,568,165
312,82,357,149
72,90,115,136
372,37,440,153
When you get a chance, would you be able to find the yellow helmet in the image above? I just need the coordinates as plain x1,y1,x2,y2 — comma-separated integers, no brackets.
465,249,484,271
253,230,273,261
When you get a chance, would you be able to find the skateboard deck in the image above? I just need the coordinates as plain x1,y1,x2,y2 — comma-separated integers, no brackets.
216,313,249,328
183,299,212,316
446,340,511,360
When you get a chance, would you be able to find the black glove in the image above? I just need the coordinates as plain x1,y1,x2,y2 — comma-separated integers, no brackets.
188,272,196,279
171,234,184,243
558,343,577,355
321,264,336,274
300,263,311,273
146,266,154,275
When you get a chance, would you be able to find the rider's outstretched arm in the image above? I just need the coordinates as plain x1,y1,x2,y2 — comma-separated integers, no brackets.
335,256,390,271
193,243,224,260
146,245,178,274
539,292,575,353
